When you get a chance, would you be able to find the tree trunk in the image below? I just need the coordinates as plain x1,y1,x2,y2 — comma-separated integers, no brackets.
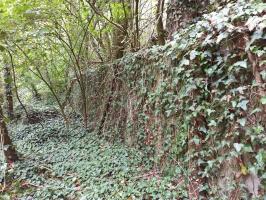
0,104,18,161
156,0,165,45
111,0,129,60
133,0,140,50
98,0,129,135
3,63,14,120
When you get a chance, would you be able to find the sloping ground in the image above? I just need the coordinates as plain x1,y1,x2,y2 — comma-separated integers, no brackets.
1,117,188,200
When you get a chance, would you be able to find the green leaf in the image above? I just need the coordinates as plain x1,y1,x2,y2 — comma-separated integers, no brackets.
260,70,266,81
192,137,200,145
260,96,266,104
165,110,172,117
4,77,12,84
0,194,10,200
233,143,244,152
233,60,248,68
243,145,253,153
216,32,229,44
0,44,5,51
231,101,237,108
237,100,249,111
3,116,10,123
237,118,246,126
0,31,7,40
251,108,262,115
190,50,199,60
180,58,189,66
207,160,215,168
208,120,217,126
206,109,215,116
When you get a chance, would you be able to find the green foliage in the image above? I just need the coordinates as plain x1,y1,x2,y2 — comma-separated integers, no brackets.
85,0,266,198
2,115,186,199
0,0,69,101
0,0,265,199
110,2,129,22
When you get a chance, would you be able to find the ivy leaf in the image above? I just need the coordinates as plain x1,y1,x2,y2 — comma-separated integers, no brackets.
0,44,5,51
0,31,7,40
233,60,247,68
260,70,266,81
247,29,263,49
0,194,10,200
260,96,266,105
251,108,261,115
207,160,215,168
231,101,237,108
216,32,229,44
190,50,199,60
206,109,215,116
165,110,172,117
180,58,190,66
245,16,262,31
233,143,244,152
237,100,249,111
243,145,253,153
256,150,266,167
237,118,246,126
192,137,200,145
3,116,10,124
208,120,217,126
4,77,12,84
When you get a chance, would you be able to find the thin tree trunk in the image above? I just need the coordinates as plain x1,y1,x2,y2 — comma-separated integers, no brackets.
134,0,140,49
98,69,117,135
0,104,18,161
3,62,14,120
111,0,128,59
156,0,165,45
98,0,129,135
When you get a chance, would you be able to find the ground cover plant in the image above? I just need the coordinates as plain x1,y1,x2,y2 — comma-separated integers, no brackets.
0,0,265,199
1,109,187,199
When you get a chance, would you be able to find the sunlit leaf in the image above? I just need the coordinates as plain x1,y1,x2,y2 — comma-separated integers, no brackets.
261,96,266,104
233,60,248,68
233,143,244,152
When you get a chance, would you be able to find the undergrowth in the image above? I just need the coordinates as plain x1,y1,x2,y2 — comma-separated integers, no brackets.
1,115,187,200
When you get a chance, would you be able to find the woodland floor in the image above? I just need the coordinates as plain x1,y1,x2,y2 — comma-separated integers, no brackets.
1,107,186,200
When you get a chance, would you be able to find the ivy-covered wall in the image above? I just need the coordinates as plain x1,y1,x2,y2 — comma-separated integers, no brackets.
165,0,233,39
166,0,210,38
80,1,266,198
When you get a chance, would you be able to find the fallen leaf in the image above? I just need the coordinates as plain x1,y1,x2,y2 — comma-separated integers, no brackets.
240,163,248,175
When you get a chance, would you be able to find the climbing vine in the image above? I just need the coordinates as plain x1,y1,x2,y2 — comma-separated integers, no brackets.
84,1,266,198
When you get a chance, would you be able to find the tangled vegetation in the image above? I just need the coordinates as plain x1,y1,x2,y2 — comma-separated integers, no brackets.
2,112,189,199
0,0,265,199
85,1,266,198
